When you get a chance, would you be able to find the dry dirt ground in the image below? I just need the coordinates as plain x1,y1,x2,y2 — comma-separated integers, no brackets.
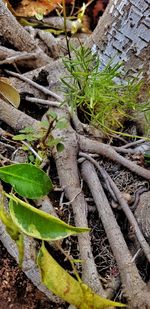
0,241,62,309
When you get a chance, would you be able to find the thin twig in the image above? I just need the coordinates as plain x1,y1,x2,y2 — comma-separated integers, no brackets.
121,139,145,149
113,146,139,154
101,167,150,263
0,52,38,65
5,70,63,102
60,180,83,208
0,153,18,164
78,154,117,201
131,249,142,263
21,141,43,162
0,140,16,150
25,96,61,108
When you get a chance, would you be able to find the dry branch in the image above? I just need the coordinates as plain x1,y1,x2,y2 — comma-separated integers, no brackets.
0,1,36,52
5,70,63,102
0,1,50,67
81,160,150,308
78,135,150,180
0,98,39,131
0,46,35,63
79,152,150,263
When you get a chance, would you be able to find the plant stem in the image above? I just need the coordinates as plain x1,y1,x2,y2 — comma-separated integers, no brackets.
62,0,71,60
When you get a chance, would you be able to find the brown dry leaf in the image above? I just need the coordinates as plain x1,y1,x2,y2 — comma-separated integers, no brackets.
0,77,20,108
14,0,63,17
93,0,109,19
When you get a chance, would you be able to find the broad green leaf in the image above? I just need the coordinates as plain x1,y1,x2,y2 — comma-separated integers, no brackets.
13,134,35,141
9,196,90,241
37,244,125,308
0,79,20,108
19,127,34,134
0,164,52,199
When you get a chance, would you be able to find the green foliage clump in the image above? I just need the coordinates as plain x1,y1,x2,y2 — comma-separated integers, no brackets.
62,45,142,133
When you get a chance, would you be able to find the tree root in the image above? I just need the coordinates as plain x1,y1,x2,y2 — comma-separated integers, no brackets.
51,108,105,296
79,152,150,263
78,135,150,180
0,2,51,68
81,160,150,308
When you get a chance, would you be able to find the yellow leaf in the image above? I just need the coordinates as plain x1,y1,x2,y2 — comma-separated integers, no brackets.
37,243,126,308
0,78,20,108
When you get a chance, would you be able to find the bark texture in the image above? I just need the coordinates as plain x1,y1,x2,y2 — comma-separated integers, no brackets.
135,191,150,243
0,1,37,52
88,0,150,80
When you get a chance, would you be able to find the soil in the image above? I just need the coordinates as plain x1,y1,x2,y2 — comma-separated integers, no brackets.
0,241,64,309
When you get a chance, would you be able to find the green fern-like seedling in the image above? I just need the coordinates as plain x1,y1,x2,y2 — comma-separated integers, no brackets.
61,45,145,134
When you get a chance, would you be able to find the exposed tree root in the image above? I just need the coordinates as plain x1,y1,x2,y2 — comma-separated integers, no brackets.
79,152,150,262
51,108,105,296
78,135,150,180
0,2,51,68
135,191,150,244
81,161,150,309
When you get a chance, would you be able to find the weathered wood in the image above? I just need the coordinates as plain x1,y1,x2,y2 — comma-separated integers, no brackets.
135,191,150,243
88,0,150,80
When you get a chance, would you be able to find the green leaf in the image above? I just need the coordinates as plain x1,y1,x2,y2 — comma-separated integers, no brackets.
9,195,90,240
48,111,57,119
47,137,61,147
19,127,34,134
0,186,24,266
0,80,20,108
40,120,49,128
37,243,125,308
56,119,68,129
0,197,20,242
35,13,43,20
13,134,29,141
28,154,35,163
0,164,52,199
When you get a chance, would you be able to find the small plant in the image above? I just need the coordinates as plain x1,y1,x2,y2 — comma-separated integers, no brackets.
62,45,147,134
13,111,67,162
